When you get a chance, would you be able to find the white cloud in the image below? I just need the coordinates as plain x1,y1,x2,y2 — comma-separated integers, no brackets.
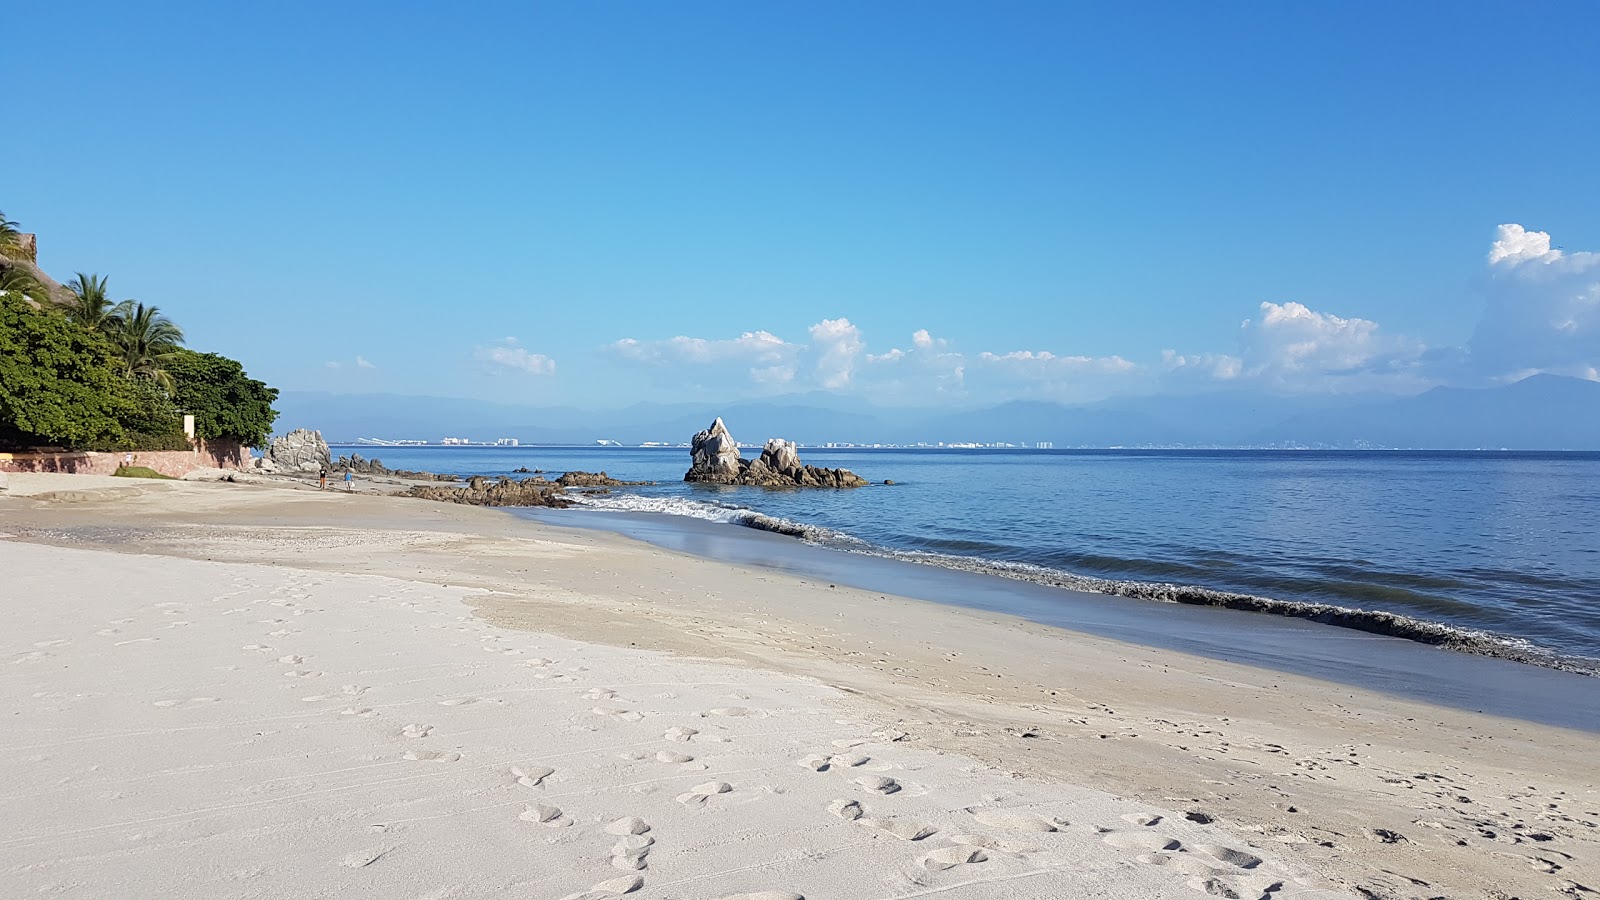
809,318,865,389
476,338,556,376
1161,349,1243,380
356,355,376,369
610,330,796,367
1470,224,1600,378
976,350,1138,375
863,328,966,397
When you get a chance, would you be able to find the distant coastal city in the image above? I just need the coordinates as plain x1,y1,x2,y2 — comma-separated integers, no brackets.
348,436,1059,450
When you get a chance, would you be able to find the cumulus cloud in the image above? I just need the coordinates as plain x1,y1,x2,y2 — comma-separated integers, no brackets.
864,328,967,396
809,318,865,389
476,338,556,375
607,329,800,386
1470,224,1600,378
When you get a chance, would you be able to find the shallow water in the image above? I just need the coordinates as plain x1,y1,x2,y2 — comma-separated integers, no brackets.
344,446,1600,670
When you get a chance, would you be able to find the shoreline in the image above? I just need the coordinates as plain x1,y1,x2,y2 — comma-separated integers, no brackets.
3,473,1597,898
524,506,1600,731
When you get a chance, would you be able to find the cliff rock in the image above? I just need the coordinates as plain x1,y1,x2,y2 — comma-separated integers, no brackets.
266,429,331,474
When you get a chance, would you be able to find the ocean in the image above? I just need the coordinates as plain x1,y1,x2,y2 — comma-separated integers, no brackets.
339,445,1600,676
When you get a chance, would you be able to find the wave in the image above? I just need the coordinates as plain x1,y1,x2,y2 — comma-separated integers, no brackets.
565,493,1600,677
566,493,867,547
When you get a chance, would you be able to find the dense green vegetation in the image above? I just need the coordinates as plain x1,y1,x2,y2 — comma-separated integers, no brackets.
0,208,279,451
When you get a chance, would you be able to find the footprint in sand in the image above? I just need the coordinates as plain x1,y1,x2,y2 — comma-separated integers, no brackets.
283,670,321,678
340,707,377,717
401,723,433,738
799,754,831,772
972,810,1062,832
277,655,304,664
829,799,865,821
438,697,481,707
655,750,694,764
611,833,654,870
715,894,804,900
340,847,391,868
592,707,645,722
829,753,872,768
1102,831,1183,852
853,775,900,795
585,688,619,700
665,726,699,742
920,845,989,871
512,765,555,787
241,644,274,652
605,817,651,836
404,749,461,762
1193,844,1264,869
519,803,572,827
862,816,938,841
523,658,555,668
558,874,643,900
1122,813,1163,827
709,707,753,717
676,780,733,808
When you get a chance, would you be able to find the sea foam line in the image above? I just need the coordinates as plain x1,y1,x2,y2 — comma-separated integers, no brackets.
568,492,1600,677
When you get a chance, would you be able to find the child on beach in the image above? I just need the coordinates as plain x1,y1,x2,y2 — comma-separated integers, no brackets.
345,470,353,492
319,467,328,490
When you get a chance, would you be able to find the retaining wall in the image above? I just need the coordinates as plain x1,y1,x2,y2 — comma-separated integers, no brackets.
0,441,248,478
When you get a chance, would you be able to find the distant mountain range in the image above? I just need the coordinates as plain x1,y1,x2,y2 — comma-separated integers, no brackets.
273,374,1600,450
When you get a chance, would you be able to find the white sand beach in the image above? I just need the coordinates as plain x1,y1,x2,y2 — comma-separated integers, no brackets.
2,474,1595,900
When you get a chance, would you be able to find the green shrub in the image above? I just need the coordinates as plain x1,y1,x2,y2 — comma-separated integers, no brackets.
112,465,174,479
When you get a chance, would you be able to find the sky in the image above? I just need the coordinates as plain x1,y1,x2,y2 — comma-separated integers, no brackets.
7,1,1600,410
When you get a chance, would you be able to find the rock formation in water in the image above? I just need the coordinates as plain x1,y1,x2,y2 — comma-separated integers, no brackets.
405,475,570,508
264,429,330,474
684,418,868,488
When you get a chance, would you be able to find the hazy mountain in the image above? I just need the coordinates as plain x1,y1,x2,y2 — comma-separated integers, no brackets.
273,375,1600,449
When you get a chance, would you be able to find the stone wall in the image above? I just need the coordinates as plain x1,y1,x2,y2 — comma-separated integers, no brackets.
0,440,248,477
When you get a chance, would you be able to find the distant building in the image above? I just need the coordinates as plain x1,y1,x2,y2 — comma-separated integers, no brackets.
440,437,470,445
493,437,519,446
1035,441,1054,449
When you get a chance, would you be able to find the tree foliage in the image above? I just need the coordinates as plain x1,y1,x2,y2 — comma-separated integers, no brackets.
166,349,280,447
0,293,132,447
0,210,25,259
110,301,185,387
66,272,122,333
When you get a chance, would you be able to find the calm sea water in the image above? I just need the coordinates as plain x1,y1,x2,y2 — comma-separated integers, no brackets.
342,445,1600,668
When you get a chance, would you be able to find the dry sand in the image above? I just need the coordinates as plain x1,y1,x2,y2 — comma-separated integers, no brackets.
1,473,1596,900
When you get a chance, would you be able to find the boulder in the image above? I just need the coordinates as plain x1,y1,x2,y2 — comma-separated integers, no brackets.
335,453,391,476
682,419,869,488
685,417,743,483
266,429,331,474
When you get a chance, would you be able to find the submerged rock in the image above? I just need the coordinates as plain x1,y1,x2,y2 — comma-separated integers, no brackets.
683,419,868,488
556,471,654,488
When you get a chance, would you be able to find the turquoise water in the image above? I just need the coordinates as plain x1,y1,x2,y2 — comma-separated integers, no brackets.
343,445,1600,669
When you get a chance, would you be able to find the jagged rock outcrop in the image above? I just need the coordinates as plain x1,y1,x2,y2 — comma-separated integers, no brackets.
405,475,569,508
686,417,743,483
335,453,389,475
265,429,331,474
683,419,869,488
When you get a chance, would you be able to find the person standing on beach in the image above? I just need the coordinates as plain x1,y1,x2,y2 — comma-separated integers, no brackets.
344,470,353,492
319,466,327,491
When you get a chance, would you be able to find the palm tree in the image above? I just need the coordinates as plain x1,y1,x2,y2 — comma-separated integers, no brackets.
66,273,124,333
109,301,186,388
0,210,26,259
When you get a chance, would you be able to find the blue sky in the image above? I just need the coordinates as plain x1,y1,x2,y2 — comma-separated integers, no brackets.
8,2,1599,408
